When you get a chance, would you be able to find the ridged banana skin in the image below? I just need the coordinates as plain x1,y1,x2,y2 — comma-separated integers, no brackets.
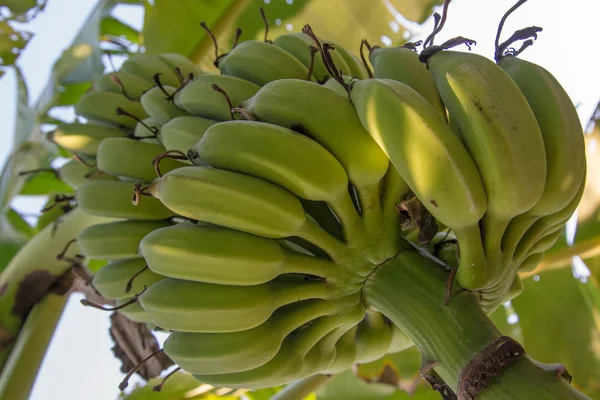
517,251,545,273
353,311,393,364
120,53,182,87
95,71,154,99
218,40,311,86
75,90,148,129
92,258,165,300
164,298,350,374
139,277,336,333
328,40,370,80
116,297,152,323
158,116,216,153
59,160,118,190
499,56,586,257
96,137,183,182
77,180,176,221
174,74,260,121
157,53,206,77
370,47,446,117
191,121,358,225
78,220,171,260
272,33,349,82
147,166,306,239
193,305,364,389
242,79,389,190
140,86,190,125
140,223,334,285
48,122,127,156
427,51,547,223
350,78,486,230
527,227,564,255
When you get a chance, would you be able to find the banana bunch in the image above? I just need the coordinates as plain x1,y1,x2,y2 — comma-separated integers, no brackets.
55,16,584,390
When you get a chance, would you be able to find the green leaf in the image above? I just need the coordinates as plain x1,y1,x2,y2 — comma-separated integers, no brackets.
100,16,141,44
511,269,600,395
0,241,21,273
4,208,34,239
0,21,32,69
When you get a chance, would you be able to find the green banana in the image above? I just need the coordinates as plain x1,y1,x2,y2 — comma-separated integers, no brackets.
353,311,393,363
527,227,564,255
96,137,183,182
95,71,154,100
322,76,351,97
157,53,206,77
140,223,338,285
120,53,182,87
77,180,176,221
75,90,148,129
218,40,311,86
59,159,118,190
426,50,547,288
272,33,349,82
192,305,364,389
387,323,413,353
78,220,171,260
516,252,545,273
139,277,343,333
350,78,488,285
321,327,357,374
147,166,347,259
163,297,356,374
158,116,216,153
328,40,369,79
133,117,161,139
174,74,260,121
48,122,127,156
116,297,152,324
140,85,190,125
191,120,363,242
92,257,165,300
498,55,586,259
369,46,446,116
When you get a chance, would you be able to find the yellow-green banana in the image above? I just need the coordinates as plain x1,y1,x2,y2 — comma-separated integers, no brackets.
75,90,148,129
59,159,118,190
95,71,154,100
48,122,127,156
174,74,260,121
78,220,171,260
157,115,216,153
120,53,181,87
92,257,164,300
77,180,175,220
116,297,152,324
140,85,190,125
353,311,393,364
157,53,206,77
218,40,311,86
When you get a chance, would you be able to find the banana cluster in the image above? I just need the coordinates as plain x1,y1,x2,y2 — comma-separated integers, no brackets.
56,26,584,389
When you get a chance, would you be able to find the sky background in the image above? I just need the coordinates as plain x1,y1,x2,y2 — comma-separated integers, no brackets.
0,0,599,399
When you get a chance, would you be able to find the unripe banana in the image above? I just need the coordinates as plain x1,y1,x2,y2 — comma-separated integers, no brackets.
157,116,216,153
527,226,564,255
48,122,127,156
139,85,190,125
328,40,370,79
133,117,161,139
157,53,206,77
498,55,586,259
174,74,260,121
321,327,357,374
78,220,171,260
164,297,356,374
517,252,545,273
300,199,343,240
426,50,547,265
139,277,341,333
96,137,183,182
272,33,349,82
140,223,337,285
350,78,488,286
92,257,165,300
95,71,154,99
218,40,311,86
353,311,394,363
58,159,118,190
322,76,351,97
387,323,413,353
120,53,181,87
369,46,446,117
75,90,148,129
147,166,346,259
77,180,176,220
116,297,152,323
192,305,364,389
191,120,362,240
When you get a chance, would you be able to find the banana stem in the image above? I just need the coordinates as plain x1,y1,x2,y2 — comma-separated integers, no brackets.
454,224,490,290
364,248,590,399
296,220,349,262
0,293,69,400
281,253,343,282
329,194,367,248
271,374,331,400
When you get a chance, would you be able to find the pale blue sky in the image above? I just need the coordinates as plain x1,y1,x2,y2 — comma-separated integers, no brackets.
0,1,599,399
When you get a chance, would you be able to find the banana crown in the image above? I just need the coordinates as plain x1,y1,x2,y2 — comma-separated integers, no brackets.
64,26,583,390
